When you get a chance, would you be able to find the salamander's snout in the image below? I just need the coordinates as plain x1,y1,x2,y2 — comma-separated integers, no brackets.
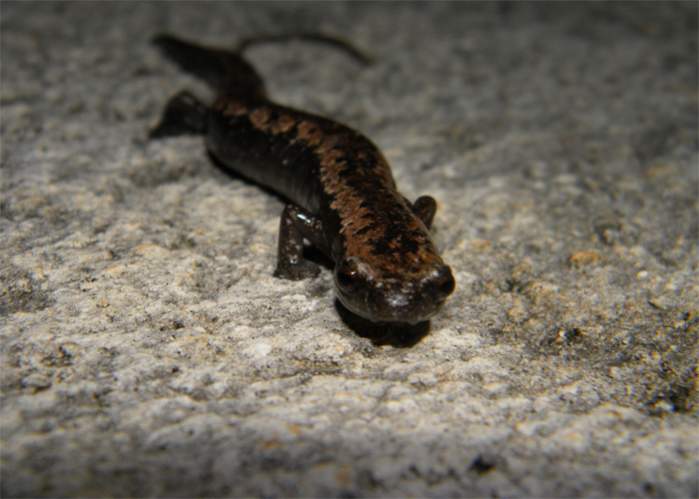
374,263,455,323
334,258,456,324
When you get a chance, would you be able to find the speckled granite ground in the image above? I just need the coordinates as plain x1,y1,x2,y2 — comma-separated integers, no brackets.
1,2,697,497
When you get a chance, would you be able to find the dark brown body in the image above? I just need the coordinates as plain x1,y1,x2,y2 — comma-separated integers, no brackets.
150,35,455,324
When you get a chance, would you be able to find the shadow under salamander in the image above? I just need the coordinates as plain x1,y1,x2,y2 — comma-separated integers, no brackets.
335,299,430,348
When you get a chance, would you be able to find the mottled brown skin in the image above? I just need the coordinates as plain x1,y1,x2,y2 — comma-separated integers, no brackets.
149,34,455,324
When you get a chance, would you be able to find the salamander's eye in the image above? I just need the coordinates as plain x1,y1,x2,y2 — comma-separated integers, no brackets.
335,259,359,290
337,270,355,288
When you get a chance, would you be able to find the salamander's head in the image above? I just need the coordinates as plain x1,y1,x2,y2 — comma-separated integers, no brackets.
333,255,455,324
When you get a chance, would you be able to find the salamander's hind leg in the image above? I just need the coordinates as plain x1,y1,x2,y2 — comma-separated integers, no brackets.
411,195,437,229
149,91,208,139
274,204,325,280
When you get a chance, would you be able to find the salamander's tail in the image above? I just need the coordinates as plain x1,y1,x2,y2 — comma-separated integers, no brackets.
149,91,207,139
152,34,267,100
236,33,373,66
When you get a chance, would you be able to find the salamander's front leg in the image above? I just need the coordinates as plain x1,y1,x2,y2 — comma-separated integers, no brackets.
273,204,325,280
412,195,437,230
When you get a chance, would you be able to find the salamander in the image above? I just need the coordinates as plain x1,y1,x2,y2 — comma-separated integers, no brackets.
149,34,455,324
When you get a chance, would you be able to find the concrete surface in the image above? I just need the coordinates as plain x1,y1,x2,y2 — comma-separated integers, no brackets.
1,2,697,497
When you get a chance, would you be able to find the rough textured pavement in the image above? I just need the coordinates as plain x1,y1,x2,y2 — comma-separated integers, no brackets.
1,2,697,497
